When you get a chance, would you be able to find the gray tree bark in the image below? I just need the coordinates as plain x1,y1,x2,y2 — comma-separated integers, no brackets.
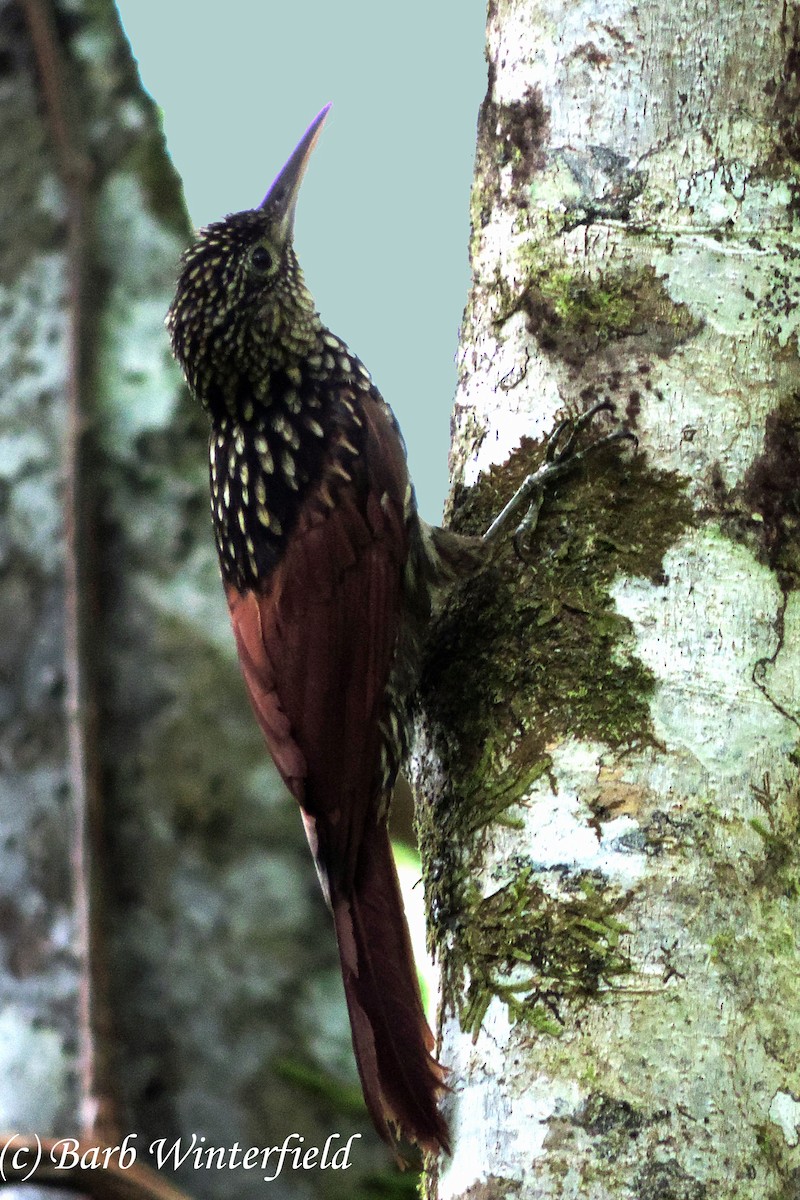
0,3,396,1198
416,1,800,1196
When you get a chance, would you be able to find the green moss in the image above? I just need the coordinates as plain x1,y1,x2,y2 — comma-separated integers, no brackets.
424,1176,520,1200
754,1124,800,1200
708,929,736,963
749,773,800,899
417,434,691,1024
697,777,800,1085
635,1159,707,1200
576,1092,645,1138
523,263,637,334
498,250,701,365
756,1123,785,1168
419,442,689,840
705,892,800,1051
452,869,630,1037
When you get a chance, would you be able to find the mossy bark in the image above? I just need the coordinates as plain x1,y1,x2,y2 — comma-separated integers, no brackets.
415,2,800,1197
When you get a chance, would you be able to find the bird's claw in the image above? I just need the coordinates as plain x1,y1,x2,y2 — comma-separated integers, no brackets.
487,402,636,557
544,400,635,466
512,494,545,561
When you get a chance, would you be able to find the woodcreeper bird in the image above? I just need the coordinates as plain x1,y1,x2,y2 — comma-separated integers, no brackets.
167,105,629,1156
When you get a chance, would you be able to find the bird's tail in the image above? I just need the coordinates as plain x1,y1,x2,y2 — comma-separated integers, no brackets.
331,818,450,1156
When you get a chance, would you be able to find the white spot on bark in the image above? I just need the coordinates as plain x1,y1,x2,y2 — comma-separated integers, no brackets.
654,235,800,348
95,174,185,451
0,1006,68,1128
461,311,562,487
439,1000,583,1199
611,528,799,787
769,1091,800,1147
0,430,50,480
483,740,646,893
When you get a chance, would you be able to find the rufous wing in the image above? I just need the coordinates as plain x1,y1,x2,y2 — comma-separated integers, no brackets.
223,396,450,1153
224,394,409,889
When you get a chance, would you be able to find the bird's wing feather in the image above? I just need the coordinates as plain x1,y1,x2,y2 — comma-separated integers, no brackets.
224,395,409,891
225,395,449,1153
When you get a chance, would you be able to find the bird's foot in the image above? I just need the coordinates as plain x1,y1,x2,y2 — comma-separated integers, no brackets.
482,402,636,557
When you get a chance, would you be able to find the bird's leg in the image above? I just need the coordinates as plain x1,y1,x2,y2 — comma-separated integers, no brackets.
482,402,636,557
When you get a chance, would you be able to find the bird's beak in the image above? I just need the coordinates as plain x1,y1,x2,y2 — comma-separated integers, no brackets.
259,103,331,243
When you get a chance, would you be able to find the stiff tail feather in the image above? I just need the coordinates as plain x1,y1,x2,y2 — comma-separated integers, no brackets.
331,819,450,1156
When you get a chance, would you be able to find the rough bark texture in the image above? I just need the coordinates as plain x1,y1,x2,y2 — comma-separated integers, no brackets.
0,2,396,1197
415,1,800,1196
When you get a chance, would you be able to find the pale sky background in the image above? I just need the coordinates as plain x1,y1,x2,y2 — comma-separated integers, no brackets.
116,2,488,521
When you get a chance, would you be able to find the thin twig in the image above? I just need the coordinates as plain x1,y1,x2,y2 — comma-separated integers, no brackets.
19,0,117,1147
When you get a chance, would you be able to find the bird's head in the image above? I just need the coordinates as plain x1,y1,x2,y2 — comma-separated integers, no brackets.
167,105,331,408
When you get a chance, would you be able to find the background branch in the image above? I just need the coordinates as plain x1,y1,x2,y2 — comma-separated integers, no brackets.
20,0,116,1147
0,1137,192,1200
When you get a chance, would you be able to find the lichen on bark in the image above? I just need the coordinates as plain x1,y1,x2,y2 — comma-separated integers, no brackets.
418,0,800,1196
417,442,691,1029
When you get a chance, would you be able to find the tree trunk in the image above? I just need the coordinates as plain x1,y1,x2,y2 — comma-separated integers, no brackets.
0,2,393,1196
416,1,800,1195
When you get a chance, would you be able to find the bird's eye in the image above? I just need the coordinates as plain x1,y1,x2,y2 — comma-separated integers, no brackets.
251,245,274,273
